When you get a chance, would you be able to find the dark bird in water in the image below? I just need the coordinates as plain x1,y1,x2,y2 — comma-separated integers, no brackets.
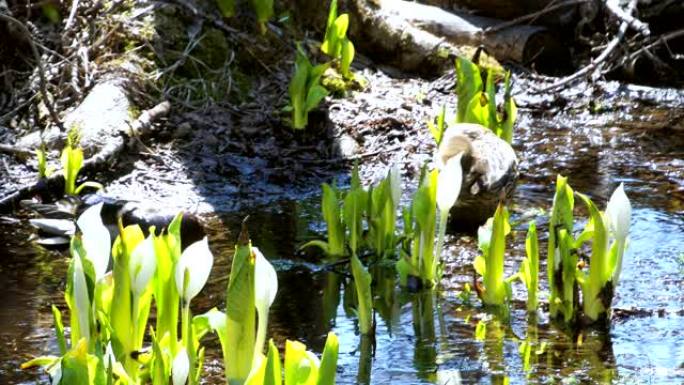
436,123,518,230
22,193,205,249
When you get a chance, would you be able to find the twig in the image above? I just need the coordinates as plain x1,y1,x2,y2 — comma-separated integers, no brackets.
484,0,589,34
606,0,650,36
0,13,64,131
625,28,684,63
65,0,81,29
531,0,638,93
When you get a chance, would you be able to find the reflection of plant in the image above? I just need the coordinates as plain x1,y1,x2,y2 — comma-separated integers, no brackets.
321,0,355,79
517,221,540,313
287,45,330,130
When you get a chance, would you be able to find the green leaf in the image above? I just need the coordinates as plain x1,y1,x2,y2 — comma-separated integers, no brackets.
523,221,539,312
264,340,282,385
455,56,483,123
485,68,498,133
225,226,256,384
316,333,339,385
52,305,67,355
305,85,329,112
501,71,516,143
250,0,274,24
464,93,490,128
577,192,610,322
428,105,446,145
340,39,355,79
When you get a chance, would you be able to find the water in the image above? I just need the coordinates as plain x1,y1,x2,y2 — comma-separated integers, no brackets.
1,101,683,384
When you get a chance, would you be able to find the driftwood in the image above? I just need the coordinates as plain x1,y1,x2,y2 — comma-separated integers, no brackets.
0,101,171,213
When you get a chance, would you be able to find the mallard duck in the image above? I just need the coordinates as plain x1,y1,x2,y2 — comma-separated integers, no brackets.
23,194,205,249
436,123,518,230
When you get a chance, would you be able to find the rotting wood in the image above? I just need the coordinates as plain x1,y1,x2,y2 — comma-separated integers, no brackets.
0,101,171,213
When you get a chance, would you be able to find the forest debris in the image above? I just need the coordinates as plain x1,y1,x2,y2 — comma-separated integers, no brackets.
17,80,133,155
532,0,641,93
0,100,171,213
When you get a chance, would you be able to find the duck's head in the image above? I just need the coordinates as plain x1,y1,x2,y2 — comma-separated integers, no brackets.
436,131,473,173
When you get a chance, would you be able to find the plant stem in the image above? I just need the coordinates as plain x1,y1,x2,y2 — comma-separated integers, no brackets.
434,210,449,284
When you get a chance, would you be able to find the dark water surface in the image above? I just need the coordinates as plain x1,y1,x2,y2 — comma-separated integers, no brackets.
1,104,683,384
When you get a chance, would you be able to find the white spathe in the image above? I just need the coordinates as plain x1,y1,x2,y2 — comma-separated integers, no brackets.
129,234,157,296
253,247,278,361
175,237,214,303
254,247,278,310
172,348,190,385
77,202,111,280
605,183,631,242
437,152,464,212
72,250,91,343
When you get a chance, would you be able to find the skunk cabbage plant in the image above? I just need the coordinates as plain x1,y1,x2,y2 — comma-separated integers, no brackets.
61,128,102,196
288,45,329,129
576,184,631,322
547,175,576,322
455,57,515,144
23,210,341,385
397,169,438,288
321,0,355,79
473,204,512,306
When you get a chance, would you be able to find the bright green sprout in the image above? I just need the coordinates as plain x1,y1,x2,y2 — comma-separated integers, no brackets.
250,0,273,34
61,128,103,196
321,0,355,79
35,145,54,179
287,45,330,129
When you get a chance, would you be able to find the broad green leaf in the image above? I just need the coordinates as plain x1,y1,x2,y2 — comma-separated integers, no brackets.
485,68,498,133
501,71,516,143
316,333,339,385
455,56,483,123
225,225,256,384
340,39,355,79
264,340,282,385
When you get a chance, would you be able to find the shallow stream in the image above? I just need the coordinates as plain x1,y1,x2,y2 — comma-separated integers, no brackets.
1,81,683,384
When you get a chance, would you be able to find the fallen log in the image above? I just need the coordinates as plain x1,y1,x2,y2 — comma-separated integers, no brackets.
378,0,567,72
294,0,567,75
